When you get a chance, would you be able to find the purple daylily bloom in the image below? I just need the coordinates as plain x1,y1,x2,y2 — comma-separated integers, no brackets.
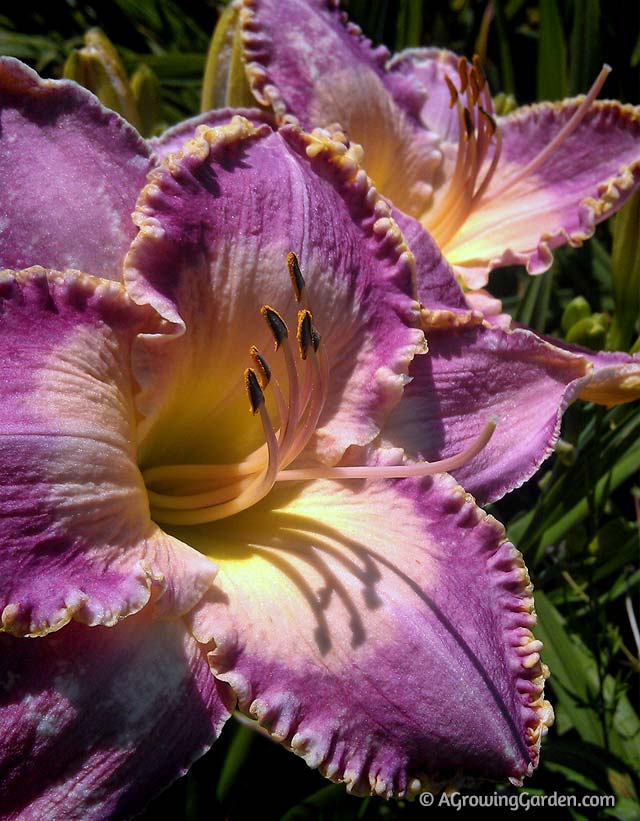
0,55,638,817
235,0,640,289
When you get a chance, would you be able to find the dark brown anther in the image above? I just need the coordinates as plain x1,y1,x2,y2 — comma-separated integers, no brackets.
311,325,321,353
457,56,469,93
296,309,313,360
479,107,497,136
287,251,306,303
444,75,459,109
472,54,487,91
463,108,474,139
250,345,271,389
245,368,265,415
261,305,288,350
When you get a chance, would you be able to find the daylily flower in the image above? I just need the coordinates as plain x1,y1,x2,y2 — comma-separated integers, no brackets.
0,55,638,818
232,0,640,289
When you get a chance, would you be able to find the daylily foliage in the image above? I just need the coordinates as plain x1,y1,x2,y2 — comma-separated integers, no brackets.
0,10,639,816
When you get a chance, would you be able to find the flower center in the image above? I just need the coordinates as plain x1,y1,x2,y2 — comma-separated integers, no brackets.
143,253,497,526
424,56,611,254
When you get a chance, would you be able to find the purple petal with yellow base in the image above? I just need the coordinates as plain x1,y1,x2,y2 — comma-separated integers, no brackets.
125,116,425,471
239,0,442,218
0,57,153,280
0,609,232,820
0,269,219,636
179,474,551,795
447,100,640,287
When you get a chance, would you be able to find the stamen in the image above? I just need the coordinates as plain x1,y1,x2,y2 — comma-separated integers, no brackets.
276,417,498,483
457,56,468,93
445,75,458,108
479,107,496,136
463,108,474,139
469,69,481,105
287,251,306,303
472,54,486,91
261,305,288,349
250,345,271,389
245,367,265,415
297,309,314,360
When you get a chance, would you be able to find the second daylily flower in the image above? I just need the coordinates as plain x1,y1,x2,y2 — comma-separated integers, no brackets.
231,0,640,289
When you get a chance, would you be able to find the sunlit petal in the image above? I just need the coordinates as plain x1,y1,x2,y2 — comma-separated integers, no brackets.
182,475,550,795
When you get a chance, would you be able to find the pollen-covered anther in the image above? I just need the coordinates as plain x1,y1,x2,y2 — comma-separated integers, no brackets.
297,309,314,360
245,367,265,415
287,251,306,302
250,345,271,389
261,304,288,349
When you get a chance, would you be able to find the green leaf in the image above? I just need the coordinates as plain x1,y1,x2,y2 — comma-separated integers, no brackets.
535,592,640,777
492,0,516,94
215,722,258,806
569,0,601,95
537,0,567,99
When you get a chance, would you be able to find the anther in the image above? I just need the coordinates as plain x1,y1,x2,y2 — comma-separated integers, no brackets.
463,108,474,139
297,309,314,360
261,305,288,349
457,56,469,93
469,69,481,104
244,367,265,415
311,325,321,353
250,345,271,389
479,107,497,136
444,75,458,108
287,251,306,303
472,54,486,90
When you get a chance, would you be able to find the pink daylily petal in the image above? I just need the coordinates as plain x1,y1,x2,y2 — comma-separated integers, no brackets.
0,269,218,636
125,117,425,469
149,106,275,158
381,316,590,503
0,609,232,820
239,0,442,218
0,57,153,280
447,100,640,287
184,475,551,795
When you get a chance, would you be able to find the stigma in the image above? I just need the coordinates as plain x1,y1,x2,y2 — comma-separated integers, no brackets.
143,254,496,527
